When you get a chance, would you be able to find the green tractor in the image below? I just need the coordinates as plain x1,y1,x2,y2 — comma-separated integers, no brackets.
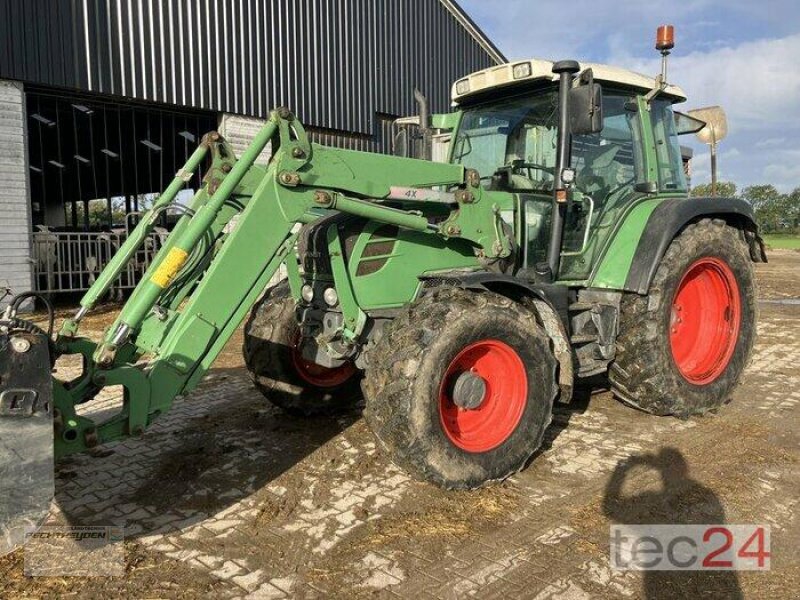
1,29,764,553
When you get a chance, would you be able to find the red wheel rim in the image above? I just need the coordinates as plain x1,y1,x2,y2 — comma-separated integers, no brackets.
290,334,356,388
438,340,527,453
669,257,741,385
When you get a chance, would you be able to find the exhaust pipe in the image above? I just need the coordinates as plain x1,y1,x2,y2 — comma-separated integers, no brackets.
413,88,432,161
545,60,581,281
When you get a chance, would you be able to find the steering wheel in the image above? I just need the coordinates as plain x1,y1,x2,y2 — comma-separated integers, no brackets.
604,176,636,200
510,160,554,177
577,173,635,201
482,162,554,179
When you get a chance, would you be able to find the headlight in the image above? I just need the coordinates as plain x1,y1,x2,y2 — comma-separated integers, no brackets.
301,284,314,303
323,287,339,307
455,79,470,95
512,62,532,79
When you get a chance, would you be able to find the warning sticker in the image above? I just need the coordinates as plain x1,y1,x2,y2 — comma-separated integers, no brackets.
151,247,189,288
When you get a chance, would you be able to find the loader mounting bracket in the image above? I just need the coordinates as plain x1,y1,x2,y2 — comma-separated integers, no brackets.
0,331,55,557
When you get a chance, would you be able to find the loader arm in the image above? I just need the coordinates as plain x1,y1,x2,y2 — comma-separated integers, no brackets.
33,108,508,460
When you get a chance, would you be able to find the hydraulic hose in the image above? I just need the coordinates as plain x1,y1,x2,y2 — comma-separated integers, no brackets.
6,291,55,337
0,317,48,337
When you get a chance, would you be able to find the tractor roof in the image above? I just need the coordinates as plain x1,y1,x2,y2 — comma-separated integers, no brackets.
451,59,687,104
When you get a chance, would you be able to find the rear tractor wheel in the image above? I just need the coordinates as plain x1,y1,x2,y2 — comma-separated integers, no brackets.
243,281,361,415
362,288,558,489
610,219,756,417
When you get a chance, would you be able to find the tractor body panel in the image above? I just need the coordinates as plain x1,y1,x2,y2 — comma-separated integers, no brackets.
348,223,481,310
576,195,761,293
299,188,517,312
580,196,663,290
298,215,482,313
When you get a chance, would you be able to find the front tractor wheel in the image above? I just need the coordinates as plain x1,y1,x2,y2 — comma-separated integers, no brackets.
610,219,756,417
363,288,557,489
243,281,361,415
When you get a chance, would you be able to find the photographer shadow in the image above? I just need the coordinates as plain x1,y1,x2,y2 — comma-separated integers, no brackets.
603,448,743,600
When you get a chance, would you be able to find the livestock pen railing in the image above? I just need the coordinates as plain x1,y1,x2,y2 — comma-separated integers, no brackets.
31,230,169,296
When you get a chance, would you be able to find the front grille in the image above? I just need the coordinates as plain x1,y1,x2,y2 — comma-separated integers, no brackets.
355,226,398,276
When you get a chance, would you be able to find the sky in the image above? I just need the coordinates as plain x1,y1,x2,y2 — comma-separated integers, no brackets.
458,0,800,193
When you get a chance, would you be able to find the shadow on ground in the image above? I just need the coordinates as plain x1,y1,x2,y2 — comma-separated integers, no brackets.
604,448,743,600
54,366,361,538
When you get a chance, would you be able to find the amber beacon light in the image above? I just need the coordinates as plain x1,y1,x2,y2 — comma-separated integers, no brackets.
656,24,675,51
644,24,675,103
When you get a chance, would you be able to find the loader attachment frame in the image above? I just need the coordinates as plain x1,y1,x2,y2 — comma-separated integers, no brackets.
46,107,509,459
0,331,54,556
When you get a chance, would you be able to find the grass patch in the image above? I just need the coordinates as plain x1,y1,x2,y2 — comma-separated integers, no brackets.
762,234,800,249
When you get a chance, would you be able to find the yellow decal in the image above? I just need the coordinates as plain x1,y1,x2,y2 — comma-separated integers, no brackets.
151,247,189,288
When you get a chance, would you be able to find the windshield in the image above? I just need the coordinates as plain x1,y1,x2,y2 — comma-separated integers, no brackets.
451,91,559,191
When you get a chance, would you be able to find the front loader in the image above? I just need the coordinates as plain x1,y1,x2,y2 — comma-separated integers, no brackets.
1,27,765,555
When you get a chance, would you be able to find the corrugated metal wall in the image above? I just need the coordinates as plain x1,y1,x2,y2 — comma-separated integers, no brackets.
0,81,33,305
0,0,501,140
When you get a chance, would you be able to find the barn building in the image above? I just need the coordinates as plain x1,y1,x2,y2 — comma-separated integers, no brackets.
0,0,503,303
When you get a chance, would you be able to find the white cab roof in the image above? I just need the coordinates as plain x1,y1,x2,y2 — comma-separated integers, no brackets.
452,59,687,104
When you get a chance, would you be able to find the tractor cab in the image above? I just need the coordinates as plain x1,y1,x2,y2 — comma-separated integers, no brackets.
444,59,695,281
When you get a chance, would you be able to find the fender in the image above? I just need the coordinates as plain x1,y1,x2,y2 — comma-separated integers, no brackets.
419,272,574,403
591,196,765,295
623,196,765,295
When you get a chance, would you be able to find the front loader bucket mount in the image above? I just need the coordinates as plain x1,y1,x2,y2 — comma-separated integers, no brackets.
0,329,55,557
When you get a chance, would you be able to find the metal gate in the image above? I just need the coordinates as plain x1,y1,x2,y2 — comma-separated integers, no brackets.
31,229,168,296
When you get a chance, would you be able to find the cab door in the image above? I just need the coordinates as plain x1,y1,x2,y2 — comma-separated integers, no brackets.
557,92,646,281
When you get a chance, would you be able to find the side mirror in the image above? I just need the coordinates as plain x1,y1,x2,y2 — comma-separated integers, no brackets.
393,128,410,158
569,71,603,135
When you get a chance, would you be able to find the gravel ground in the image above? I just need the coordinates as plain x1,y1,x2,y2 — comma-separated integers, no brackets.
1,250,798,599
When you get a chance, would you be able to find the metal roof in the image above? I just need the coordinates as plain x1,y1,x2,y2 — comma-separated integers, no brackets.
0,0,503,138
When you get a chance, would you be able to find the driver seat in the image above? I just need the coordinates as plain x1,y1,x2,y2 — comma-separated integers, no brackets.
576,144,623,197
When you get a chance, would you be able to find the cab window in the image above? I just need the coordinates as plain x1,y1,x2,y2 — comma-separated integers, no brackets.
650,99,688,191
571,94,642,204
452,90,559,191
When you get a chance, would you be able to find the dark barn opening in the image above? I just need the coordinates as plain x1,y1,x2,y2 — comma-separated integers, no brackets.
26,88,217,230
25,89,217,295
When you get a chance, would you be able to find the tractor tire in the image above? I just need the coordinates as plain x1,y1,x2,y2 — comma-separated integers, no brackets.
243,281,361,415
609,218,756,417
362,287,558,489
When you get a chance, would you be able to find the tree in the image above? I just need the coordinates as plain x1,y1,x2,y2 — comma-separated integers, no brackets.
741,185,798,234
686,183,798,234
786,188,800,231
741,185,781,211
690,181,737,198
